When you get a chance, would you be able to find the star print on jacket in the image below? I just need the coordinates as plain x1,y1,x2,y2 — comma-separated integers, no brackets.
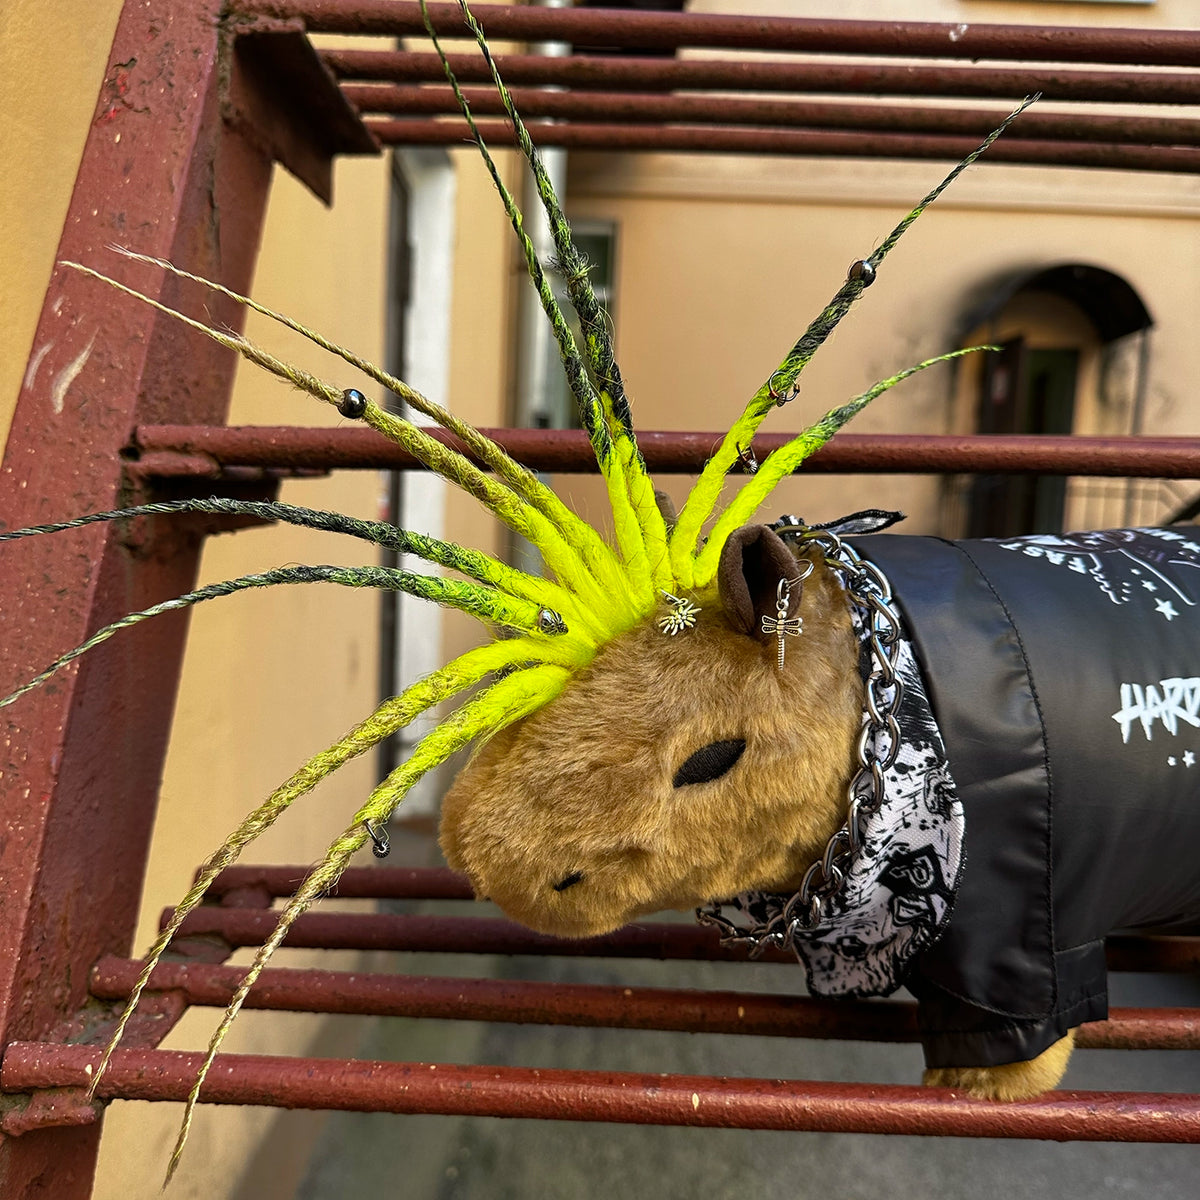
992,527,1200,617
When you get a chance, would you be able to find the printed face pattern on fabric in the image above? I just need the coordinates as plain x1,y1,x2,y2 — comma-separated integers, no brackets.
719,602,965,1000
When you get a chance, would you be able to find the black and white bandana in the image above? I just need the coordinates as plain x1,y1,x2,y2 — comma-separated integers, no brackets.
703,542,965,1000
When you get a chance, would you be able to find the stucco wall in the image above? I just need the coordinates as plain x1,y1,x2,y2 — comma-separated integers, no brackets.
562,151,1200,535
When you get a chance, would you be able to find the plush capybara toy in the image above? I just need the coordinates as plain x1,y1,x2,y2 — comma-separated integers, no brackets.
443,516,1200,1100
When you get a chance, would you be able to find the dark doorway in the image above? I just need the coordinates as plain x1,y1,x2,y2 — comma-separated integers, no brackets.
967,338,1079,538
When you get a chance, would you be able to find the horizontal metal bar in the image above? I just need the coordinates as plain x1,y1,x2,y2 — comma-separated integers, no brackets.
168,908,800,961
207,863,473,900
132,426,1200,479
367,118,1200,173
88,956,1200,1052
92,957,920,1041
168,900,1200,975
344,86,1200,148
323,51,1200,107
1081,1010,1200,1052
8,1043,1200,1140
239,2,1200,68
1106,934,1200,972
201,871,1200,980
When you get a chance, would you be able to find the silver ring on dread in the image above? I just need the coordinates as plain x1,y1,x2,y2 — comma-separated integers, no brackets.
363,820,391,859
735,442,759,474
767,369,796,406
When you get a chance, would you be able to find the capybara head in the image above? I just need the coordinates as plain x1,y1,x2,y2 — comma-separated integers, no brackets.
440,527,862,937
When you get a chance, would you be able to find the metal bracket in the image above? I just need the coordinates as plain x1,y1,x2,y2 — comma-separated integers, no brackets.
223,21,380,204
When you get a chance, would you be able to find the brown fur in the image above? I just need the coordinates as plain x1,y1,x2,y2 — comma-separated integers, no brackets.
440,530,1075,1101
441,550,858,937
923,1032,1076,1101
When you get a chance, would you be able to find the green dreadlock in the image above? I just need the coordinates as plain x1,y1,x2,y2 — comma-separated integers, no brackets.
0,0,1036,1179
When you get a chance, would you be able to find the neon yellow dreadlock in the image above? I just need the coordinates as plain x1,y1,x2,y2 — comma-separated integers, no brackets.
1,0,1036,1179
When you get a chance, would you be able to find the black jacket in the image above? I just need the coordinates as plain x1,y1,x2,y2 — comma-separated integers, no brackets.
851,527,1200,1068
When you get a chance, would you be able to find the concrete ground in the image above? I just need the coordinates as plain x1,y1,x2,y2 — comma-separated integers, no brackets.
289,833,1200,1200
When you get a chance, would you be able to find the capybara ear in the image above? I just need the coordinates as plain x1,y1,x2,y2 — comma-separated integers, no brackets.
653,489,678,531
717,524,806,639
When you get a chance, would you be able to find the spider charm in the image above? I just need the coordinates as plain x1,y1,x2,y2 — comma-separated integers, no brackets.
735,441,759,474
762,574,807,670
362,819,391,859
657,591,701,635
536,608,568,635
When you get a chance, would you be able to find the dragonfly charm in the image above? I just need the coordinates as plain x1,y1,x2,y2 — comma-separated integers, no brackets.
762,571,808,670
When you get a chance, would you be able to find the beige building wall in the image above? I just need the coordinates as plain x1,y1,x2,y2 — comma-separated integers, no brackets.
4,0,1200,1196
563,153,1200,535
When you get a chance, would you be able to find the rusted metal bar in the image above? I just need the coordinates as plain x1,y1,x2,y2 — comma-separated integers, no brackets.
239,2,1200,68
168,908,798,961
207,863,474,900
91,957,921,1041
322,50,1200,107
225,29,380,202
1078,1011,1200,1052
344,85,1200,148
88,956,1200,1052
0,893,268,1137
202,871,1200,982
0,0,277,1193
165,905,1200,976
367,119,1200,173
8,1044,1200,1141
132,425,1200,479
1106,934,1200,972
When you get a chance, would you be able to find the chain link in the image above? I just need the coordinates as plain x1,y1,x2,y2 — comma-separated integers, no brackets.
696,524,906,958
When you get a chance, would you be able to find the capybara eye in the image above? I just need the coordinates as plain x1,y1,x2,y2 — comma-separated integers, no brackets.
553,871,585,892
672,738,746,787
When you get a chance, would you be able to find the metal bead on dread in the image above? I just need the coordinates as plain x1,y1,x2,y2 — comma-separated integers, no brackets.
848,259,877,287
338,388,368,419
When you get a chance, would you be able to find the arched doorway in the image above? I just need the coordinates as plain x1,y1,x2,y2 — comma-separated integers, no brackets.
951,264,1153,538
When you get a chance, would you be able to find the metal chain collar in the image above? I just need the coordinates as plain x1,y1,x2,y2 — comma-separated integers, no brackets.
696,524,906,958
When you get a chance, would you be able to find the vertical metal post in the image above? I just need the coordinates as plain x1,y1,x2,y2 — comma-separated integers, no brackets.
0,2,275,1194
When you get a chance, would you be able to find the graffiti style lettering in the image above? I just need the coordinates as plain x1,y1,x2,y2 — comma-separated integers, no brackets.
1112,678,1200,743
